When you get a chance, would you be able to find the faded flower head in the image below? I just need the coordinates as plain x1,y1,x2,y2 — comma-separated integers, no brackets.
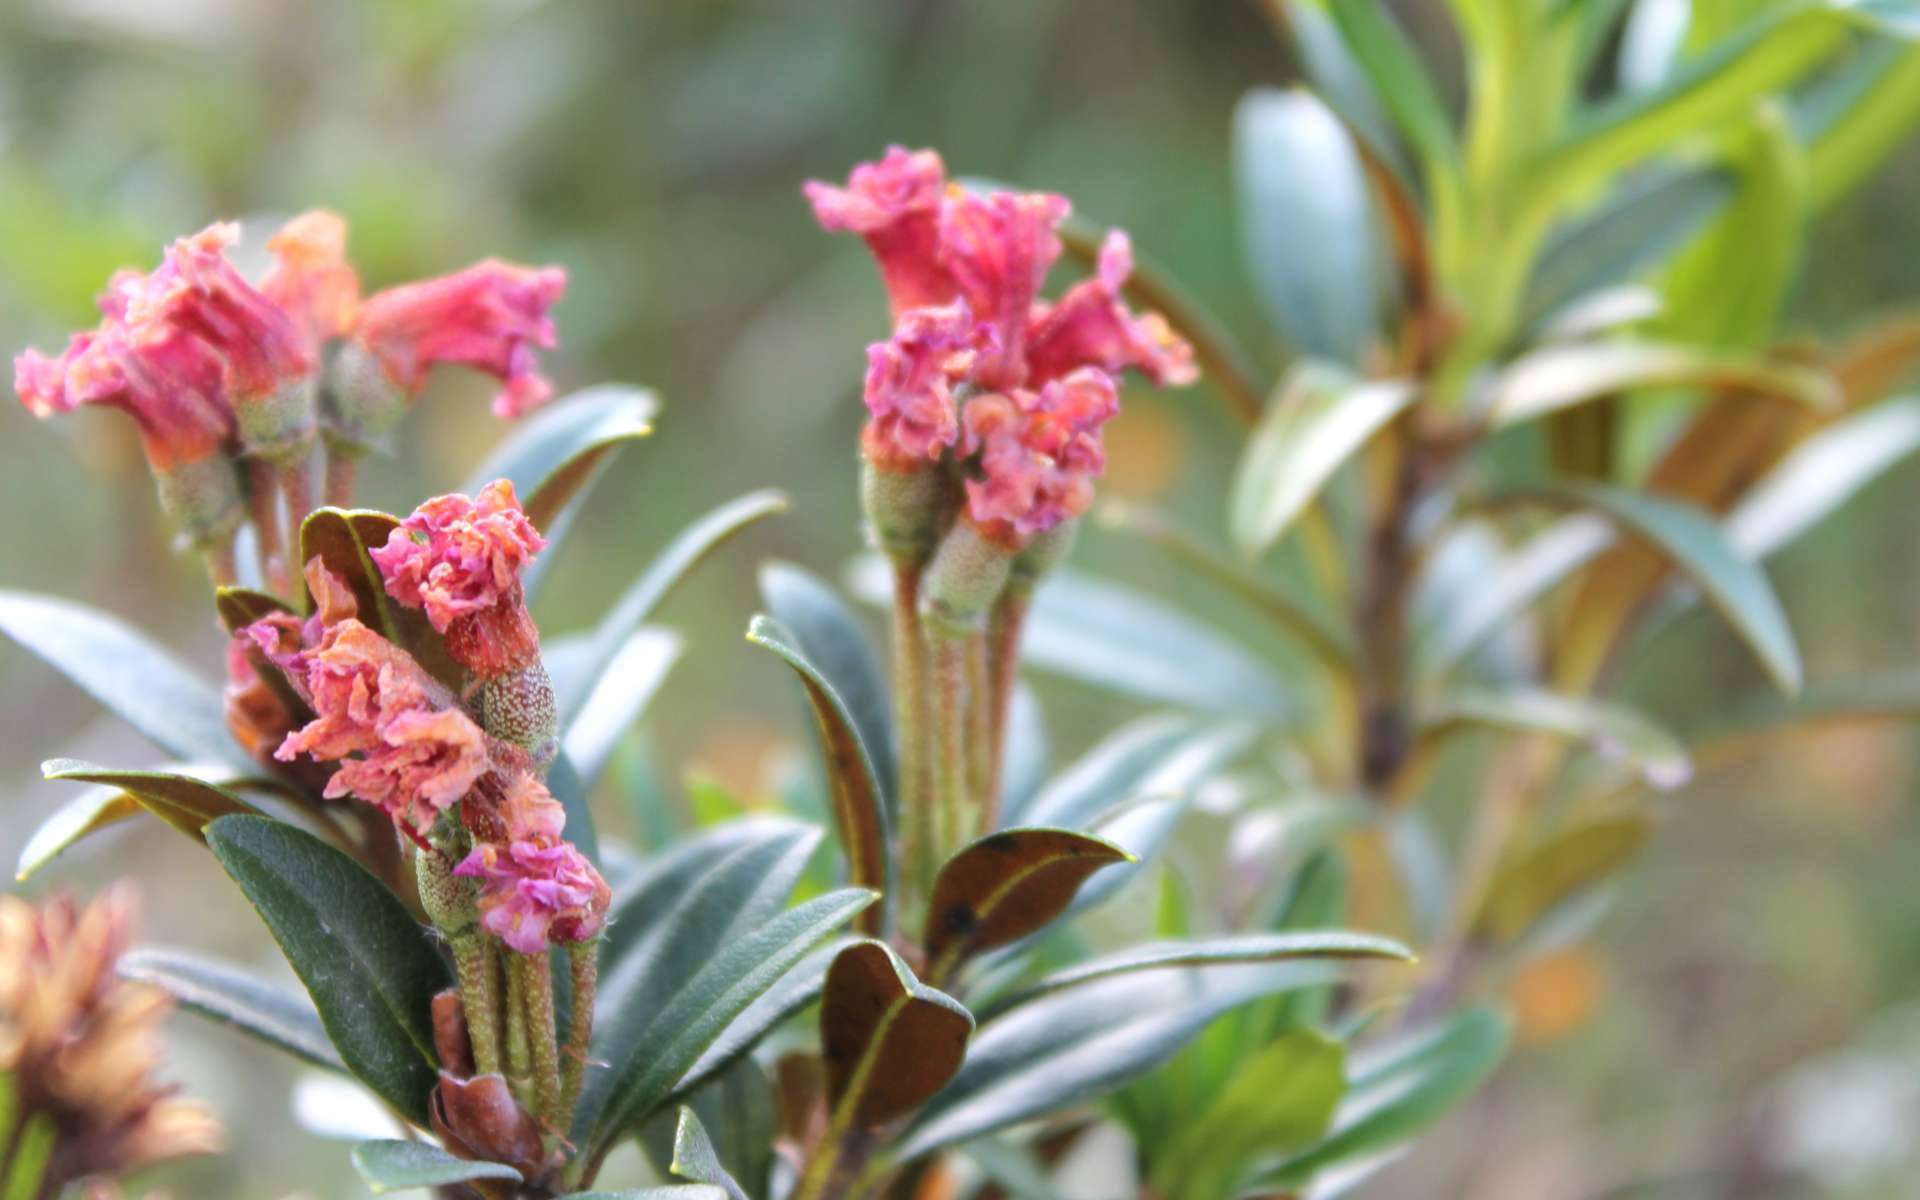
0,887,221,1194
372,480,548,677
131,222,313,407
353,260,568,419
262,210,362,349
860,300,989,468
962,368,1119,541
455,826,610,956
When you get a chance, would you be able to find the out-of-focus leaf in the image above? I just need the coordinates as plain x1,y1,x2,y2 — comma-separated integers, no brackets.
1538,285,1664,343
38,758,264,848
206,815,449,1124
1235,87,1379,364
562,629,682,792
461,384,657,530
565,490,789,723
1312,0,1461,171
1486,341,1836,428
1419,515,1614,679
746,615,890,935
997,686,1049,827
1617,0,1691,92
562,1191,727,1199
547,750,599,866
350,1140,519,1194
1153,1030,1346,1200
820,941,972,1125
1261,1007,1510,1185
1726,396,1920,557
120,947,341,1071
1020,716,1202,830
760,561,895,811
669,1108,749,1200
894,965,1336,1160
587,887,876,1145
213,586,290,634
17,785,137,883
1543,482,1803,692
1473,814,1655,942
982,932,1410,1018
1418,689,1692,789
1231,364,1417,559
1524,165,1732,324
0,591,245,769
1802,41,1920,211
1267,0,1405,173
923,828,1130,980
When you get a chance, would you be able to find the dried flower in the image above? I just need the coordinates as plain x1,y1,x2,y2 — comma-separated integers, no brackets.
133,223,312,406
0,887,221,1195
351,261,568,420
803,145,951,317
372,480,549,679
961,368,1119,542
1026,232,1198,389
860,300,990,468
454,828,611,956
261,210,361,349
222,638,299,765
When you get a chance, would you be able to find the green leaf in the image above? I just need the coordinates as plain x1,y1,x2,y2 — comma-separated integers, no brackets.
213,586,291,635
120,946,341,1071
759,561,896,813
1152,1030,1346,1200
675,941,848,1103
1473,814,1655,942
1538,482,1803,691
1803,41,1920,211
1021,716,1204,830
1486,341,1836,428
205,815,449,1124
641,1058,772,1200
1235,87,1379,364
1262,1007,1511,1184
1523,166,1732,325
1418,689,1692,789
350,1140,519,1194
561,1190,728,1199
1274,0,1407,174
1726,396,1920,558
1230,364,1418,558
16,784,136,882
924,829,1131,979
894,965,1336,1160
561,627,682,791
997,686,1049,826
820,941,972,1126
590,888,877,1145
547,749,599,866
981,932,1412,1019
670,1107,749,1200
0,591,244,769
746,614,891,935
598,819,816,968
1310,0,1462,171
1418,514,1613,679
462,384,657,530
563,490,789,723
38,758,264,847
298,507,403,638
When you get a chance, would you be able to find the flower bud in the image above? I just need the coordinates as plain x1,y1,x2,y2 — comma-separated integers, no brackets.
321,339,409,455
476,664,559,768
919,519,1013,640
860,457,945,563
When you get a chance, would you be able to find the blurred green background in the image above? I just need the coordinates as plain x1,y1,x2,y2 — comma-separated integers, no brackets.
1,1,1917,1196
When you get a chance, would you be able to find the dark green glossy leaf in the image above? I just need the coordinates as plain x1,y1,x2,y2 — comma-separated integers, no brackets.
350,1140,519,1194
760,561,896,812
462,384,657,530
1261,1007,1510,1184
1473,814,1655,942
1231,364,1417,559
821,941,972,1126
675,941,848,1103
1235,87,1379,363
213,586,291,634
747,615,890,935
670,1107,749,1200
0,591,243,769
206,815,449,1124
565,490,789,724
298,507,401,637
120,946,341,1072
1418,689,1692,790
1152,1030,1345,1200
561,628,681,792
924,829,1130,979
39,758,264,847
1487,340,1836,428
599,818,816,969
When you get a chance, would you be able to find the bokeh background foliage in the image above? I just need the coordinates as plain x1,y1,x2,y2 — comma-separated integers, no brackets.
2,1,1919,1196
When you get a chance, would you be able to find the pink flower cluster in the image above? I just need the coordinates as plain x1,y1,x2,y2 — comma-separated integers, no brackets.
807,147,1196,542
454,771,608,954
370,480,548,677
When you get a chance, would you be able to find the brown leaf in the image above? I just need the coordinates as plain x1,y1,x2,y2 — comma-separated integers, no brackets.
820,942,971,1127
922,828,1130,979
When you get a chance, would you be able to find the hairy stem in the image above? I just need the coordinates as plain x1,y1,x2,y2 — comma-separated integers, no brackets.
891,561,934,912
323,443,360,509
980,591,1029,831
963,630,991,831
560,941,598,1118
450,934,504,1077
504,953,532,1095
247,458,289,596
519,952,563,1125
279,451,317,543
931,634,969,872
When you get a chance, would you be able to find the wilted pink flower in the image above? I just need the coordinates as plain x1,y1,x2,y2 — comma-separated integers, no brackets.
860,300,991,468
455,827,610,955
938,188,1070,389
372,480,548,677
353,260,567,419
804,145,951,317
240,557,362,685
324,707,491,837
16,320,233,472
262,210,361,349
962,367,1119,542
223,637,299,765
131,222,312,405
1026,232,1197,388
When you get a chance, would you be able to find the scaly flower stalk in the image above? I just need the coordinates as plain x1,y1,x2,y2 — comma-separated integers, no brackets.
559,942,597,1119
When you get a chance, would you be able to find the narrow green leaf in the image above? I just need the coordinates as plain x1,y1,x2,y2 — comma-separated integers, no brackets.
120,946,341,1072
17,785,136,882
592,888,877,1144
747,615,891,934
350,1140,520,1194
598,818,815,969
1726,396,1920,558
1021,716,1202,830
820,941,972,1126
642,1059,772,1200
206,815,449,1124
561,1190,727,1199
547,749,599,866
1310,0,1462,170
1,1114,52,1200
1419,688,1692,789
1524,166,1732,324
1230,364,1417,558
565,490,790,723
1418,515,1613,679
982,931,1412,1019
1153,1030,1346,1200
0,591,243,768
1803,41,1920,211
760,561,896,813
670,1108,749,1200
1262,1007,1510,1184
676,941,849,1101
1543,481,1803,692
461,384,658,530
39,758,264,846
1473,814,1655,942
1486,341,1836,428
924,829,1130,976
562,627,682,791
1235,87,1380,364
1272,0,1407,175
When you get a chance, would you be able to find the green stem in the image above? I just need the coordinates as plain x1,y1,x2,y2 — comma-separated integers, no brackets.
931,634,968,872
504,953,532,1095
963,630,991,832
519,951,563,1125
279,451,317,545
891,560,934,913
980,591,1030,832
560,941,598,1119
451,933,504,1077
